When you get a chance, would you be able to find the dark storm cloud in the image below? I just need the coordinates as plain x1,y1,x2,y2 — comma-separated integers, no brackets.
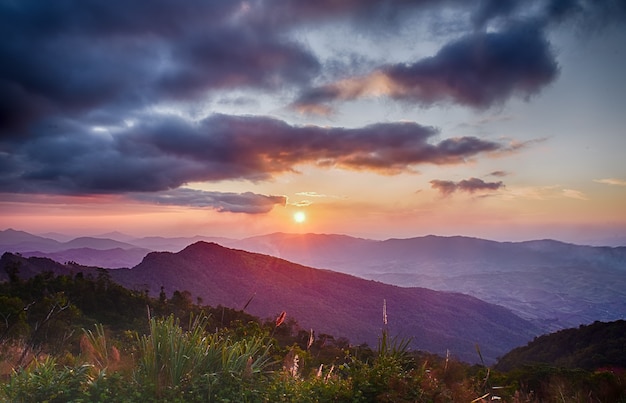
249,0,448,26
0,114,504,195
0,0,319,135
252,0,625,30
473,0,626,28
430,177,504,196
157,26,320,99
1,0,621,208
2,0,622,136
130,188,286,214
294,23,559,111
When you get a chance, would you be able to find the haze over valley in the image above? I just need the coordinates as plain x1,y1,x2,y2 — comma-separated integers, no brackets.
2,228,625,363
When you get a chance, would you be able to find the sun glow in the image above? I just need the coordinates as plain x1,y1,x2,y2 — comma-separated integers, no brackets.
293,211,306,223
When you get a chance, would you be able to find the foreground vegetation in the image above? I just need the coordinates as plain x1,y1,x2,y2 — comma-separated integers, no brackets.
1,265,625,402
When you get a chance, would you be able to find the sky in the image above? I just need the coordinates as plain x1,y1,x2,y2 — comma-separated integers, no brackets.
1,0,625,245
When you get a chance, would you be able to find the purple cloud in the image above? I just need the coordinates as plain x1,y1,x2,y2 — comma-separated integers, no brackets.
130,188,286,214
2,0,622,138
489,171,509,177
0,1,319,135
430,177,505,196
294,23,559,111
0,114,505,195
1,0,621,211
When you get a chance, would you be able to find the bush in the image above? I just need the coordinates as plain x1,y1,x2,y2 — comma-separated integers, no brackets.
1,357,91,402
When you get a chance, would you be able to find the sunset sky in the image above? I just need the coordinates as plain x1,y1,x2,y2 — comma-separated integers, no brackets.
1,0,625,245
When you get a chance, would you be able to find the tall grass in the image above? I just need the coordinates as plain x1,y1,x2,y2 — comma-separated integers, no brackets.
1,357,92,403
135,314,272,396
81,323,120,371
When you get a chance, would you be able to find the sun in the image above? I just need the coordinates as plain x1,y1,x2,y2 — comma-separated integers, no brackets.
293,211,306,223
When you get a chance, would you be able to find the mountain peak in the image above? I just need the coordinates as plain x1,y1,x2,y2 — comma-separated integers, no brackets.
181,241,228,252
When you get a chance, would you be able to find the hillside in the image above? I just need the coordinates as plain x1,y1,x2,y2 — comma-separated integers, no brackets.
21,247,151,269
233,233,626,332
1,264,623,403
3,229,625,336
495,320,626,372
1,244,540,364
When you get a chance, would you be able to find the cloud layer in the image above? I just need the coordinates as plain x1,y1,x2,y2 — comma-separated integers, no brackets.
0,114,505,194
130,188,286,214
294,23,559,112
430,178,505,196
1,0,622,212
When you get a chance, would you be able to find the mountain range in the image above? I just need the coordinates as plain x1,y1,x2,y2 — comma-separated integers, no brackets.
2,228,625,339
0,242,539,364
231,233,626,332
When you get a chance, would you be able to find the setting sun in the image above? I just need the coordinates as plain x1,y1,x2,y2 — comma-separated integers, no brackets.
293,211,306,223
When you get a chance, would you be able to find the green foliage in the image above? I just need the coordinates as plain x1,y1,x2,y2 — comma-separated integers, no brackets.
496,320,626,371
0,295,29,341
134,314,273,398
262,374,354,402
1,269,625,402
82,323,116,371
490,365,626,402
1,357,92,402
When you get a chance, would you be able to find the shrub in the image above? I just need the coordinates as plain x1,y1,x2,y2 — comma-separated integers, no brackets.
1,356,91,402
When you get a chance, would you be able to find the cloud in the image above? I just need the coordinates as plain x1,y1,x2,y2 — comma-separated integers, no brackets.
295,191,345,199
292,191,345,205
294,23,559,112
0,1,319,135
561,188,587,200
290,200,314,207
430,177,504,196
595,178,626,186
429,180,459,196
501,184,592,201
472,0,626,29
1,0,619,209
255,0,625,32
296,191,330,198
489,171,509,177
2,0,621,138
0,114,506,195
130,188,286,214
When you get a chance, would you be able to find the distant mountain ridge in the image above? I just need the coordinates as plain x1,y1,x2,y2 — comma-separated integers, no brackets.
231,233,626,332
21,247,150,269
0,242,541,364
0,229,236,268
2,229,625,334
234,233,626,271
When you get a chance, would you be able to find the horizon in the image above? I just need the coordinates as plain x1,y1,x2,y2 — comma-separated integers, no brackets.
1,2,625,246
3,226,625,248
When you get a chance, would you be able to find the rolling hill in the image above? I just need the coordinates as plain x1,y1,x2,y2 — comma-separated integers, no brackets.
0,229,236,268
3,229,625,335
232,233,626,332
0,243,541,364
495,320,626,371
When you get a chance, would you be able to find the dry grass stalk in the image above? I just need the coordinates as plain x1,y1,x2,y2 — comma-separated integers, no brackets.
81,324,121,371
307,328,314,350
282,348,299,378
324,364,334,382
243,356,253,379
471,392,490,402
383,299,388,325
